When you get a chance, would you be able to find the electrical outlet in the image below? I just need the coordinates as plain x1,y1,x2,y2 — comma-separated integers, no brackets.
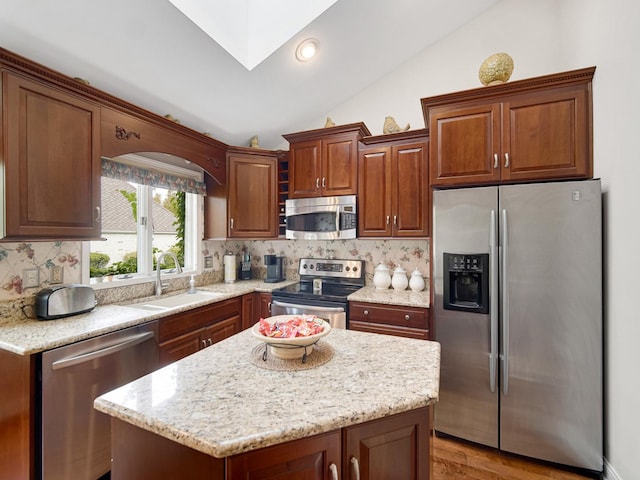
50,266,63,285
23,268,40,288
204,256,213,269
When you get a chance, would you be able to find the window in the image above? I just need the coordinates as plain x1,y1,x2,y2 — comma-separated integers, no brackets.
85,155,204,285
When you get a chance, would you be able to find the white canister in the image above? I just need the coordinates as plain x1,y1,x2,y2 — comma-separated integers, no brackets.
373,263,391,290
223,251,236,283
409,268,426,291
391,266,408,291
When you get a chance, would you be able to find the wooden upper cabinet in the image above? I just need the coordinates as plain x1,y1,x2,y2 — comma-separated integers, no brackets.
227,149,279,238
206,147,280,239
358,130,429,237
284,123,371,198
423,67,595,187
100,107,226,186
2,71,102,240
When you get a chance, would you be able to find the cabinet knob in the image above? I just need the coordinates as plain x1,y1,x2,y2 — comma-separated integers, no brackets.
207,338,212,346
493,153,499,169
316,177,320,189
393,215,397,225
405,314,410,321
350,457,361,480
504,153,510,168
95,206,101,223
201,339,207,348
363,310,369,316
386,215,390,225
230,218,234,229
267,302,272,313
322,177,326,188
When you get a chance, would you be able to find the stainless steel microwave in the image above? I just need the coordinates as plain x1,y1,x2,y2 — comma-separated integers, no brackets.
285,195,357,240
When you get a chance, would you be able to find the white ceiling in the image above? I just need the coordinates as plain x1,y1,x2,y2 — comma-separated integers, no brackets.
0,0,499,150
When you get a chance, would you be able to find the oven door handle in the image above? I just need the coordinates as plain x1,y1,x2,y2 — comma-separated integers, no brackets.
271,300,345,313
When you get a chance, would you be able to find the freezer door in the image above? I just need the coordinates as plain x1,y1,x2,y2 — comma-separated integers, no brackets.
499,180,603,471
432,186,499,447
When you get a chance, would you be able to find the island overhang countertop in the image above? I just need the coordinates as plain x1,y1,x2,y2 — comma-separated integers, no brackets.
94,328,440,459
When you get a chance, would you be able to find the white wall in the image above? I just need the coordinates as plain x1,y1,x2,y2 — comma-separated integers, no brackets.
314,1,639,478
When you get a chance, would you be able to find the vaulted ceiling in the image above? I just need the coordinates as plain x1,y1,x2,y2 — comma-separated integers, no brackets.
0,0,499,149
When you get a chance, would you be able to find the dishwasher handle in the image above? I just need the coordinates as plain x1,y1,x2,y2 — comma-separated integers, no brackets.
51,331,155,370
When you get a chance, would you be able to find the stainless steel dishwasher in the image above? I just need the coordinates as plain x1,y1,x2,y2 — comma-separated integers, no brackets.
40,321,159,480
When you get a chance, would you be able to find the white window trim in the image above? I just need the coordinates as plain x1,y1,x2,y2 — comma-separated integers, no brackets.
82,191,204,290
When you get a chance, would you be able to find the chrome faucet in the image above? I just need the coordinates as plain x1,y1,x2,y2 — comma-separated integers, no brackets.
156,252,183,296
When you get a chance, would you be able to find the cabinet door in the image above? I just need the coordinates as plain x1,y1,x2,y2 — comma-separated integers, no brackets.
159,329,203,366
241,293,255,330
343,407,432,480
256,292,272,321
289,139,321,198
501,85,592,182
358,147,393,237
429,103,501,186
322,133,358,196
393,142,429,237
203,315,242,347
226,430,341,479
3,71,101,239
228,154,278,238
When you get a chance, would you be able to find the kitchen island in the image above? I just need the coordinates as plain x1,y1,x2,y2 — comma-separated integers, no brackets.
95,327,440,479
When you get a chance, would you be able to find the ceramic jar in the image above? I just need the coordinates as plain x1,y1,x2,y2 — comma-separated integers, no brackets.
391,266,408,291
373,263,391,290
409,268,425,292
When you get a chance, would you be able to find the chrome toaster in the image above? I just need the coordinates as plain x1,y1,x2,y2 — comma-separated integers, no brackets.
35,284,97,320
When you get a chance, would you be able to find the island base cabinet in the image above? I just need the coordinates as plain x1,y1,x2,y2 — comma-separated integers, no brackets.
108,406,433,480
343,407,432,480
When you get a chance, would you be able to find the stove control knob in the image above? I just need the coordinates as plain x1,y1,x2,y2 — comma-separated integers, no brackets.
302,263,308,270
352,266,358,272
345,266,350,272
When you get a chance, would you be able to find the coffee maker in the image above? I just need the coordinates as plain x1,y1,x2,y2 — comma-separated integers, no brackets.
264,255,285,283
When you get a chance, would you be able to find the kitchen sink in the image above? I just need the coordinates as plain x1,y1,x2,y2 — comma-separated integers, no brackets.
129,291,226,311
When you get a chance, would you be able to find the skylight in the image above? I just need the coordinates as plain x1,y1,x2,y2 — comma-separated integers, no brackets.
167,0,338,70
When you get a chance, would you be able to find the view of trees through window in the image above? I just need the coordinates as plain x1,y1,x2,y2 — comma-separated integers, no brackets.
89,177,186,279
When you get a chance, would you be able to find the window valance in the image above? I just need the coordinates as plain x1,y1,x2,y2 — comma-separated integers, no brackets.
101,157,206,195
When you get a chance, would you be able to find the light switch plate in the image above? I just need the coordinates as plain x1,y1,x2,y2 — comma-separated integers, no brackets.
50,266,63,285
23,268,40,288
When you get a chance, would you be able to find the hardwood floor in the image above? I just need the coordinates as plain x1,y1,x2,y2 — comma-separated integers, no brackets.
432,434,599,480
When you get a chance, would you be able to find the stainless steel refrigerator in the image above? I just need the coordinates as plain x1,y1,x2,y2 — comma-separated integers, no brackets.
432,179,603,473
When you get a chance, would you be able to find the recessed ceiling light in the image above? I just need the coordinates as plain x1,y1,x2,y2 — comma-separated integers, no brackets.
295,38,319,62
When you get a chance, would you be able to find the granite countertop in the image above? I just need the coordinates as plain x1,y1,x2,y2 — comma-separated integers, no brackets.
348,285,430,308
94,328,440,458
0,279,296,355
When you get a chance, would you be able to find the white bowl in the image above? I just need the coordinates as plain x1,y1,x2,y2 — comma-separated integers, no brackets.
251,314,331,360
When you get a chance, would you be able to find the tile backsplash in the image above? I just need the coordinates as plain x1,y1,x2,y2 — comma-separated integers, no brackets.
0,238,430,304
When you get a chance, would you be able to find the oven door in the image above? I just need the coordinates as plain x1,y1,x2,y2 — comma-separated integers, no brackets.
271,300,346,329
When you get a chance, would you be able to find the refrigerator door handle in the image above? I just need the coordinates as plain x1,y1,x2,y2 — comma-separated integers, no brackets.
489,210,499,393
500,208,510,395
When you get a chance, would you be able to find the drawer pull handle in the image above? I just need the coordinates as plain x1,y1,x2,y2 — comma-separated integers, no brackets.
493,153,499,169
405,314,410,321
363,310,369,316
207,338,212,346
201,339,207,348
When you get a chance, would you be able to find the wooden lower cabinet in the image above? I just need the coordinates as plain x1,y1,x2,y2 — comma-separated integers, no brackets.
349,302,430,340
110,406,433,479
159,298,242,366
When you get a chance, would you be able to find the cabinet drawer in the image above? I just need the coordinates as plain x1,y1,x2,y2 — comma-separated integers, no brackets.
349,302,428,330
349,321,430,340
159,298,241,342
